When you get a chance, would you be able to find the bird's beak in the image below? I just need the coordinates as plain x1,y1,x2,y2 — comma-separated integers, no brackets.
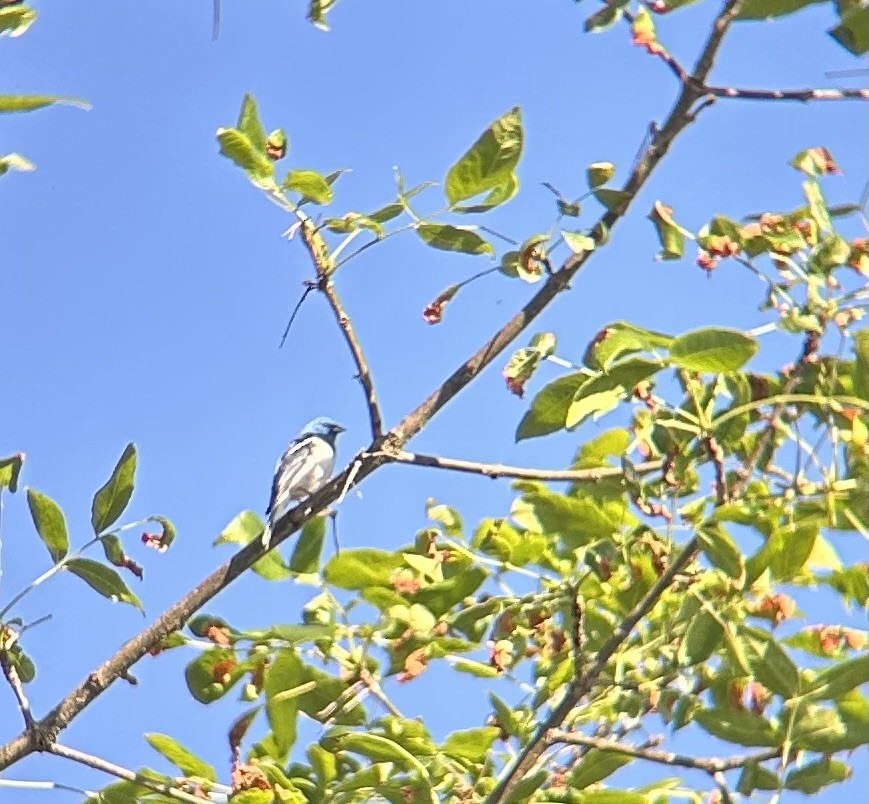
334,424,346,433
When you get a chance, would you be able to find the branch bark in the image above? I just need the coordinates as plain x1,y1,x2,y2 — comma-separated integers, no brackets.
297,219,385,439
390,450,664,483
546,730,780,773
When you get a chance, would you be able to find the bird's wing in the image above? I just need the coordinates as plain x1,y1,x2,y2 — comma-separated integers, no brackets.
266,437,336,526
266,437,316,519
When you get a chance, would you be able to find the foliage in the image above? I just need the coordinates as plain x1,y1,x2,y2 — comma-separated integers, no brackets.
1,2,866,804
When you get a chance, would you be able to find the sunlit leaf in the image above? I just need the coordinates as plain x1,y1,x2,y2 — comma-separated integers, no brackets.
445,107,523,206
91,442,137,534
26,488,69,563
65,558,144,612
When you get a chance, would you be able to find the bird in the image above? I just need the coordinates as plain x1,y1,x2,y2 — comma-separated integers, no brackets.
262,417,345,547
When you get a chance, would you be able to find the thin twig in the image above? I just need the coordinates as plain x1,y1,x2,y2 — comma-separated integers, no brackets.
278,282,315,348
546,730,779,773
296,219,384,439
48,743,215,804
707,84,868,102
391,450,664,483
0,651,35,728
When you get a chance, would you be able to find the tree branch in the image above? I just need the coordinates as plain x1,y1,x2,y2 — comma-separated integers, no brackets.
546,730,780,773
0,649,35,729
49,743,215,804
390,450,664,483
295,218,384,439
708,84,869,102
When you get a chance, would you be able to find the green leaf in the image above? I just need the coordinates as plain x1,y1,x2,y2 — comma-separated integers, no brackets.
26,488,69,563
415,567,487,617
648,200,690,259
0,453,24,492
562,230,596,254
697,523,745,581
289,517,326,575
570,750,633,789
584,0,629,32
416,223,494,256
445,107,523,206
596,188,630,213
583,322,673,370
65,557,144,612
513,490,619,544
694,707,780,746
0,94,90,113
265,651,303,757
0,6,37,37
785,759,852,794
736,0,825,18
791,706,847,752
184,648,247,704
566,358,663,429
829,2,869,54
740,626,800,698
441,727,499,763
0,153,35,176
805,655,869,701
283,169,333,205
451,657,500,678
516,372,587,440
91,442,137,534
454,174,519,214
670,328,759,373
214,510,290,581
236,93,267,154
324,549,404,590
586,162,616,189
503,769,547,803
769,521,818,581
145,733,216,781
678,609,723,665
216,127,275,188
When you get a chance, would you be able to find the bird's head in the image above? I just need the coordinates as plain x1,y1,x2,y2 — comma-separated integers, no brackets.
301,417,346,445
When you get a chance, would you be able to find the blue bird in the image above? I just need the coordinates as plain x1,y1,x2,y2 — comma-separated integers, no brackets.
263,417,345,546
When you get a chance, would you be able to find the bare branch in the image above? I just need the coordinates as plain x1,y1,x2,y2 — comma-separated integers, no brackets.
0,650,35,729
297,219,384,439
708,84,869,102
391,450,664,483
49,743,214,804
546,730,779,773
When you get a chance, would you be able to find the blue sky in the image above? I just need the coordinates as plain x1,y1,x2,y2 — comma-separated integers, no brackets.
1,0,866,800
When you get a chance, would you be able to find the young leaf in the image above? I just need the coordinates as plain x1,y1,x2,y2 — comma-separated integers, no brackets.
26,488,69,563
454,174,518,215
562,230,596,254
0,6,37,37
0,153,35,176
145,733,217,781
91,442,137,534
216,127,275,188
283,169,333,205
445,107,523,206
289,516,326,575
236,93,268,154
441,727,499,763
416,223,494,256
65,557,144,612
0,95,91,113
670,328,759,373
648,200,691,260
0,453,24,492
323,549,404,590
516,372,587,440
265,651,305,757
586,162,615,189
